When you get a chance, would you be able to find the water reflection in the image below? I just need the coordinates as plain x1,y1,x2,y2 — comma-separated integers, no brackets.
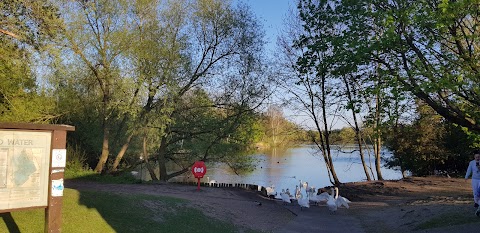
204,145,402,191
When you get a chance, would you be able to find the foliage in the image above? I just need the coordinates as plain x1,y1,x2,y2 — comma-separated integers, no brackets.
50,0,268,177
0,0,61,123
343,0,480,133
258,105,307,148
384,101,476,176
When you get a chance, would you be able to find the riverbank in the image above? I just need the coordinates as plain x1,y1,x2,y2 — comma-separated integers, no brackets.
64,176,480,232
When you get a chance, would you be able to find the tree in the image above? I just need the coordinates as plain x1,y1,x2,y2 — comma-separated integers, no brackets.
0,0,62,123
384,100,474,176
356,0,480,133
275,0,342,185
123,0,268,181
55,0,267,178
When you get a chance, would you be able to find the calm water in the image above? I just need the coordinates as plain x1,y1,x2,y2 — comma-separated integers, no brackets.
201,145,403,191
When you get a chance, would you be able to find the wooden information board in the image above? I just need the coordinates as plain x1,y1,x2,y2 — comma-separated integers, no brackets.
0,123,75,233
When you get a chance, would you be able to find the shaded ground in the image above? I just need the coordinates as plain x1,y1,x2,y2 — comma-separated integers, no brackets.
66,176,480,232
340,176,480,232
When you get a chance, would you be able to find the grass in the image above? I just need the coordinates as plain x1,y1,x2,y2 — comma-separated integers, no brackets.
0,189,245,233
65,169,140,184
415,211,479,230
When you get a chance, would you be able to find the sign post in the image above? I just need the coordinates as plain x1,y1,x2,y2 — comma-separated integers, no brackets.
191,161,207,191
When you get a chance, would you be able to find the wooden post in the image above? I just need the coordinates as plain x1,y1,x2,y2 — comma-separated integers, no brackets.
45,130,67,233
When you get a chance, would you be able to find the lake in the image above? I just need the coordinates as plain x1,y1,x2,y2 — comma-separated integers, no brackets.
201,144,403,192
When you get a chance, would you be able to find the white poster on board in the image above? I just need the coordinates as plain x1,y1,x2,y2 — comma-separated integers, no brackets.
52,179,64,197
51,149,67,168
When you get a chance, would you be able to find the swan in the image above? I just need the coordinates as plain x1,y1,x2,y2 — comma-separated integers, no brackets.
280,189,291,204
306,185,315,198
326,187,351,213
206,177,217,186
266,184,276,197
302,181,308,192
294,185,301,200
297,193,310,209
316,191,330,202
333,187,351,209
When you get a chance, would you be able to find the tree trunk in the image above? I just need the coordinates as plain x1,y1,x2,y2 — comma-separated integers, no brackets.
157,136,168,181
343,76,372,181
94,125,110,172
320,76,340,185
111,133,135,171
141,135,158,181
374,93,384,180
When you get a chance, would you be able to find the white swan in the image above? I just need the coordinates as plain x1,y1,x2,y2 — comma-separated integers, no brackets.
326,187,351,213
306,185,315,198
294,185,301,200
316,191,331,202
266,184,276,197
297,193,310,209
206,177,217,186
280,189,291,204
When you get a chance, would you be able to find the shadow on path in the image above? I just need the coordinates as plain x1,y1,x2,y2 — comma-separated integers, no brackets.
275,201,365,233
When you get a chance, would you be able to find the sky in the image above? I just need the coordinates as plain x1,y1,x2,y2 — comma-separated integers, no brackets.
242,0,294,53
239,1,349,130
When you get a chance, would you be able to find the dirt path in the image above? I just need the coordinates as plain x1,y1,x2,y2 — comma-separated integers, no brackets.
65,176,480,232
65,180,294,232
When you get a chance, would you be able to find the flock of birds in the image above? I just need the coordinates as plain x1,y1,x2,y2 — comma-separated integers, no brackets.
269,180,351,213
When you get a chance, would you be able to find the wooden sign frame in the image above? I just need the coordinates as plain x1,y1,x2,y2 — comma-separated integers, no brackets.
0,123,75,233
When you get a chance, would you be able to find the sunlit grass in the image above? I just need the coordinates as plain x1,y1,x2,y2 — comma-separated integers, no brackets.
0,189,249,233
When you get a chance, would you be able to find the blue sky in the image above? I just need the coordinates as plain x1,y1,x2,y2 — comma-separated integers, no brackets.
242,0,294,53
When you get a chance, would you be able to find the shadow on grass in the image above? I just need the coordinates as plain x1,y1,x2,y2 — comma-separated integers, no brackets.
73,190,240,233
0,212,21,233
65,175,243,233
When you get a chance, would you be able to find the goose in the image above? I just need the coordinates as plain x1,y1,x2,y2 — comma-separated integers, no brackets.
297,193,310,210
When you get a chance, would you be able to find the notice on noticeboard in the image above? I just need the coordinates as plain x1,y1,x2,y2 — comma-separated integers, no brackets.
0,130,51,210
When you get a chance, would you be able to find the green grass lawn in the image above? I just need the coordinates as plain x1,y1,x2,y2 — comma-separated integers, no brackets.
0,189,246,233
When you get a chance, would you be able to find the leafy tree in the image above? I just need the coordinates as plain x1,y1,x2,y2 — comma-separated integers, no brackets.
353,0,480,132
385,100,477,176
0,0,62,123
274,0,343,185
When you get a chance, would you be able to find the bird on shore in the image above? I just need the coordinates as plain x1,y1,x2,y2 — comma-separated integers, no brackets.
294,185,301,200
280,189,291,204
266,184,276,197
297,193,310,210
326,187,351,213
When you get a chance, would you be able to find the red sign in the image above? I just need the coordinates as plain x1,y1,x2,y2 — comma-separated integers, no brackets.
192,161,207,178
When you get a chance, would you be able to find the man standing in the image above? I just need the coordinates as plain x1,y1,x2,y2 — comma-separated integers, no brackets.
465,150,480,216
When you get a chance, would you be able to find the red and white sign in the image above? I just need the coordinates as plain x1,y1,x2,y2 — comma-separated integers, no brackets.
192,161,207,178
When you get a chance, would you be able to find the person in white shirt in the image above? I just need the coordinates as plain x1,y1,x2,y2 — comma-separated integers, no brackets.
465,150,480,216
